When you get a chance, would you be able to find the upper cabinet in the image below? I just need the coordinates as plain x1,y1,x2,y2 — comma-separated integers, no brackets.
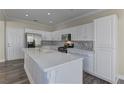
25,28,53,41
52,31,61,41
51,23,94,41
25,22,94,41
71,23,94,41
85,23,94,41
70,27,78,41
42,31,52,41
76,25,86,41
94,15,117,48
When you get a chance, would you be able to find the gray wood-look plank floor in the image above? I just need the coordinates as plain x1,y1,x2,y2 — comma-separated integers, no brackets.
0,59,112,84
0,59,29,84
83,72,110,84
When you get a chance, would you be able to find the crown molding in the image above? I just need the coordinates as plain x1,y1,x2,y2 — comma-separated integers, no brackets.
5,15,55,31
6,16,51,27
55,9,107,27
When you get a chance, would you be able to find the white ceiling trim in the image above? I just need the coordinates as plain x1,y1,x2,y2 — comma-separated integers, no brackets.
5,15,52,27
5,15,54,31
55,9,106,27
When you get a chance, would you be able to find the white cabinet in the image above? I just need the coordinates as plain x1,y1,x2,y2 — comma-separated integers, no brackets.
25,29,52,41
40,31,46,40
85,23,94,40
76,25,86,41
83,54,94,74
51,23,94,41
71,27,78,41
51,32,55,40
94,48,113,81
43,32,52,41
94,15,118,83
29,31,51,41
94,16,114,48
71,23,94,41
24,50,83,84
52,31,61,41
77,23,94,41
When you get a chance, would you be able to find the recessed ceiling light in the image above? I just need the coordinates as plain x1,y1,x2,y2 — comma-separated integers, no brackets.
33,19,38,22
49,21,53,23
48,12,55,15
48,13,51,15
25,14,29,17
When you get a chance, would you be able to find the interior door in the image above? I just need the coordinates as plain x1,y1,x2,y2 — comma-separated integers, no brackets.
6,24,24,60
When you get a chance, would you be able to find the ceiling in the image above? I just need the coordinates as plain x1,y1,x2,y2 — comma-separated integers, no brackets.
3,9,100,26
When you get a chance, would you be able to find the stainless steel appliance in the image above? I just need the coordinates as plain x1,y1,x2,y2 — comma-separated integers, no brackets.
25,33,42,48
61,34,71,41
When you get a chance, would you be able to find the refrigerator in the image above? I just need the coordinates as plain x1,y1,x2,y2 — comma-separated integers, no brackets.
25,33,42,48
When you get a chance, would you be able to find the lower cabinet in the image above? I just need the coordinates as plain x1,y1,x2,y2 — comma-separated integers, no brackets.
94,48,116,83
83,56,94,74
47,60,82,84
83,48,116,83
24,54,83,84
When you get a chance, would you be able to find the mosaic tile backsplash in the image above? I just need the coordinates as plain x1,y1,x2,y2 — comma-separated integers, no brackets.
42,41,94,51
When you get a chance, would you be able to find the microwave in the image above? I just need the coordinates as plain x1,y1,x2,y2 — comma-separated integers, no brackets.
61,34,71,41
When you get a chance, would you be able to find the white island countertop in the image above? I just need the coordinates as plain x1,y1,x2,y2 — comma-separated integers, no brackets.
24,48,83,72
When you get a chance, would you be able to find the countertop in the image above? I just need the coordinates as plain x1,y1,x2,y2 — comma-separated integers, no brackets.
24,48,83,72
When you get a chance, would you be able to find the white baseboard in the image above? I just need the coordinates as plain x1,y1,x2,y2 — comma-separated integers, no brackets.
118,75,124,80
0,59,5,62
24,65,33,84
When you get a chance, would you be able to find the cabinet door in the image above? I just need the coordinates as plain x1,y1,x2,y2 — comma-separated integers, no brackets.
42,32,52,41
51,31,57,41
47,32,52,41
95,48,113,81
85,23,94,40
41,31,46,40
71,27,78,41
83,56,94,74
83,58,89,72
77,25,86,41
51,32,54,41
52,31,61,41
56,31,61,41
94,16,115,48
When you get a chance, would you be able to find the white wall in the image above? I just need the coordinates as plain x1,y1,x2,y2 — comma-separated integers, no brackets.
5,21,52,60
6,17,54,31
0,14,5,62
0,20,5,62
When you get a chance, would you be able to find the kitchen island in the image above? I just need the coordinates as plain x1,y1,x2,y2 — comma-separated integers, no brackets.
24,48,83,84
